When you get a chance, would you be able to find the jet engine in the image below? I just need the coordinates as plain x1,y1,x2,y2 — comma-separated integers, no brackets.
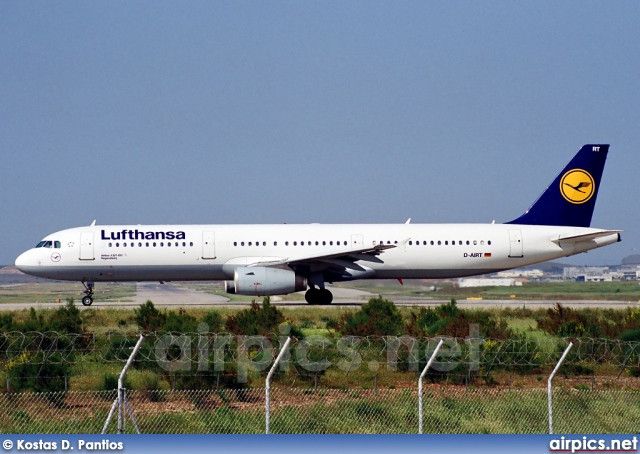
224,267,307,296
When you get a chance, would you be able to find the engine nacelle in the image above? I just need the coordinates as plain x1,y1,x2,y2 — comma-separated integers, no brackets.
224,267,307,296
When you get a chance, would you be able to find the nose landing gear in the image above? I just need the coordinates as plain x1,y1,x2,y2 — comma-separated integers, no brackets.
81,280,94,306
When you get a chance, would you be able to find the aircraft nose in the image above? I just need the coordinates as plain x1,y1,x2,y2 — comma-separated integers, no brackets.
15,250,35,272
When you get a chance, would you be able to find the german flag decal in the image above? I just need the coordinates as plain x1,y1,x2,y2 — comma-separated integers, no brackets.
484,253,492,258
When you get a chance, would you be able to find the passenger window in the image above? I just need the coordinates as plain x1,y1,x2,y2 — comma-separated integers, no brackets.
294,241,297,246
190,242,193,247
146,242,149,247
248,242,252,246
430,241,434,245
488,240,492,245
466,241,470,245
481,240,485,245
234,242,237,246
285,241,289,246
241,242,245,246
109,243,113,247
274,242,278,246
153,242,157,247
116,243,120,247
437,241,441,245
263,241,266,246
473,240,477,245
123,243,127,247
330,241,333,245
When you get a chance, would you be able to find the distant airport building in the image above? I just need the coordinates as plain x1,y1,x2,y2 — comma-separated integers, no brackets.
563,266,612,280
496,269,543,279
458,278,521,288
620,265,640,280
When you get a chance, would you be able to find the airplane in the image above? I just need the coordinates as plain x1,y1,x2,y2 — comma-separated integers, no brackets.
15,144,621,306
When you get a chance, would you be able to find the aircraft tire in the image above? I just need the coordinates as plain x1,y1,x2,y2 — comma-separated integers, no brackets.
305,288,321,305
319,289,333,305
82,296,93,306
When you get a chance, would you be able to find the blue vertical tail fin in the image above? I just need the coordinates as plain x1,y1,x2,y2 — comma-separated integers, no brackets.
506,144,609,227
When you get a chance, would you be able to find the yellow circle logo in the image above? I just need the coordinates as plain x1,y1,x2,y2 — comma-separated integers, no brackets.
560,169,595,204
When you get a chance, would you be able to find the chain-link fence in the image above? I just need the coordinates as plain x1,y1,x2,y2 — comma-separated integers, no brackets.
1,387,639,434
1,332,639,434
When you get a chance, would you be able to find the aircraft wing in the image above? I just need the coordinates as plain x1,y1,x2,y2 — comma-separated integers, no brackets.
247,244,396,272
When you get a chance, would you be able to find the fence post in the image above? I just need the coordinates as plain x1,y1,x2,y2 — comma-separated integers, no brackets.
419,338,444,434
102,334,145,434
266,336,291,434
548,342,573,434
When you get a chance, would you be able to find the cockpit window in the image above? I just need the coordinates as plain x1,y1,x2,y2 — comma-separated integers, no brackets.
54,241,61,248
36,241,53,248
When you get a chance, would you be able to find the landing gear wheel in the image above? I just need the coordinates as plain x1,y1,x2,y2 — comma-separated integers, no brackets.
81,280,95,306
305,288,333,305
319,289,333,305
305,288,320,305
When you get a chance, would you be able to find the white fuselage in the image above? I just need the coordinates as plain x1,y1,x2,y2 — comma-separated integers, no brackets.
15,223,620,284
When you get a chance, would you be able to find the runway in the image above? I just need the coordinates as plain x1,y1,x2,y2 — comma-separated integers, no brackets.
0,282,637,310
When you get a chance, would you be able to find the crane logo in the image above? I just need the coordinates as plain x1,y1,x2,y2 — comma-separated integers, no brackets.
560,169,595,204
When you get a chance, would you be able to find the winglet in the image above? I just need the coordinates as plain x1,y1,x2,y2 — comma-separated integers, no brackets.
507,145,609,227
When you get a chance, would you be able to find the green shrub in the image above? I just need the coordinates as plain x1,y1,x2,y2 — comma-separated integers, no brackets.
48,300,83,333
7,353,71,395
337,296,404,336
134,301,166,331
225,297,300,336
100,373,132,392
164,308,198,333
201,310,223,332
0,313,14,331
619,328,640,342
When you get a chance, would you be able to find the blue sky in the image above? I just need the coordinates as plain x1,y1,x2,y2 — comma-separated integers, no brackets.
1,1,638,266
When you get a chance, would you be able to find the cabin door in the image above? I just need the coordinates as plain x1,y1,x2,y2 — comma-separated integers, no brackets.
202,231,216,259
508,229,523,258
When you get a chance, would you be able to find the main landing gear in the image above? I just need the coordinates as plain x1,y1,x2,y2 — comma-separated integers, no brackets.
304,286,333,305
81,280,95,306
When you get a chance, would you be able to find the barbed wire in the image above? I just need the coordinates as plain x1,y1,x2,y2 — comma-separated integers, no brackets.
1,331,639,370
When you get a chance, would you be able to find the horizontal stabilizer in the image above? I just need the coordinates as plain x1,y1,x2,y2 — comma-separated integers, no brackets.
552,230,622,244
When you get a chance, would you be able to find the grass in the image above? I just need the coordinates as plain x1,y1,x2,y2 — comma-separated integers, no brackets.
338,280,640,302
0,282,136,304
2,388,639,433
